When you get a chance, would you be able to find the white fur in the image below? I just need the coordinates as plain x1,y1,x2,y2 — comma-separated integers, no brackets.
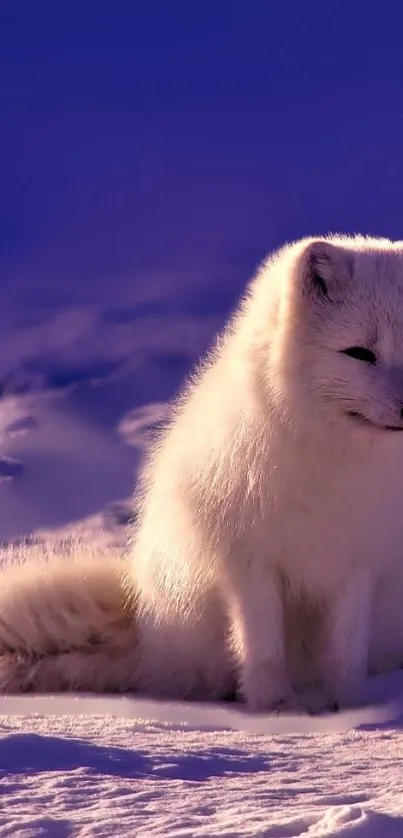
131,234,403,711
3,234,403,712
0,543,138,692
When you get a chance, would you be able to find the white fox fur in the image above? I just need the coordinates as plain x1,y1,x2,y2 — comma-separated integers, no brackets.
0,544,138,692
3,234,403,712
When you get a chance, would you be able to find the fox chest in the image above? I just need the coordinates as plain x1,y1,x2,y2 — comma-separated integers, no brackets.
256,451,403,588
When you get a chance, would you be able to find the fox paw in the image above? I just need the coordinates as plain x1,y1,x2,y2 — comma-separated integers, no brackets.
324,677,367,712
241,661,311,715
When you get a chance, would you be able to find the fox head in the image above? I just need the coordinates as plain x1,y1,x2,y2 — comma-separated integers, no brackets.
263,235,403,436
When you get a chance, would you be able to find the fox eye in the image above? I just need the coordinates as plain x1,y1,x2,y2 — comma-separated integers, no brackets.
340,347,377,364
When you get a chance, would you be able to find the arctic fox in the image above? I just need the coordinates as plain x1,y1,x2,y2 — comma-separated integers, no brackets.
2,234,403,713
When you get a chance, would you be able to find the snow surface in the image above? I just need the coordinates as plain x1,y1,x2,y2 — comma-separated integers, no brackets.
1,281,403,836
2,691,403,837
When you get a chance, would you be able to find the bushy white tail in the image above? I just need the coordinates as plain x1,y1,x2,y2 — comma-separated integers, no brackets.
0,542,138,693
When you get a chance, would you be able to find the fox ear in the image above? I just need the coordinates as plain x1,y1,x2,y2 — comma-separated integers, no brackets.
301,240,353,303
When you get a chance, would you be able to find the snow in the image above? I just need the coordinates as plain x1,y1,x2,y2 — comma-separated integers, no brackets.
2,695,403,837
0,306,403,837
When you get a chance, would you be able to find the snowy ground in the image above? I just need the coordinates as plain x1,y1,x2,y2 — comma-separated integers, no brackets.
2,689,403,837
1,294,403,836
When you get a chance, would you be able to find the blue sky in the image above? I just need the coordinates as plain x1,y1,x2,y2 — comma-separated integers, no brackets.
1,3,403,310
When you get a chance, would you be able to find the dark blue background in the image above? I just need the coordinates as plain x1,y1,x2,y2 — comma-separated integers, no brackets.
1,2,403,311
